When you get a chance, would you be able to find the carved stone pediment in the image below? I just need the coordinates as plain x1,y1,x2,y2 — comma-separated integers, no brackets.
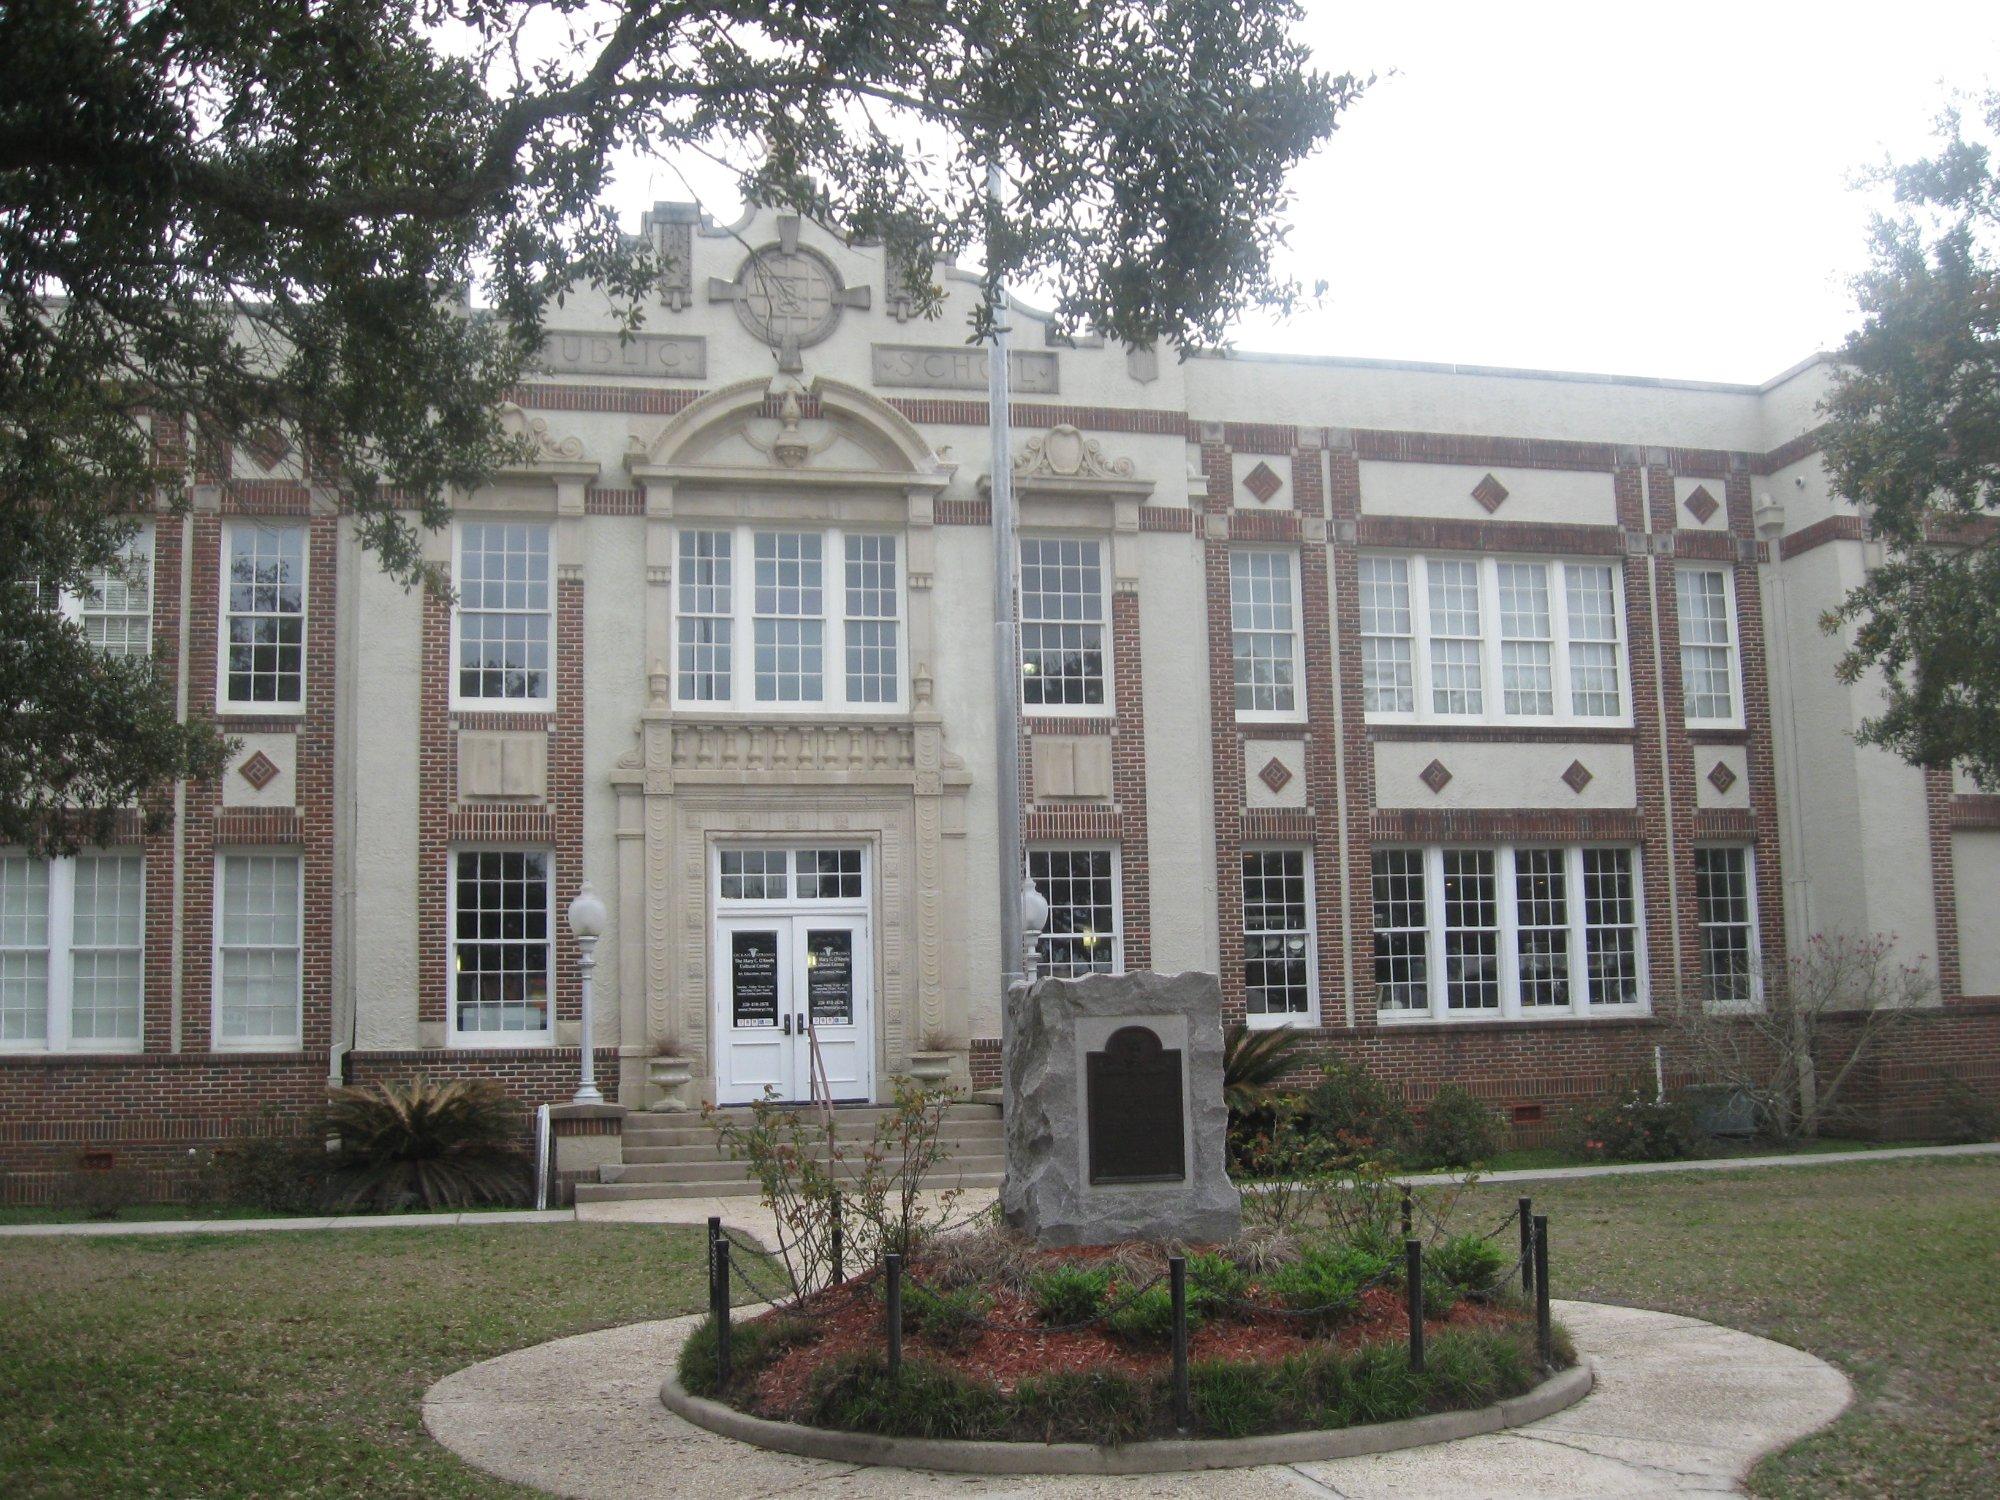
994,424,1153,502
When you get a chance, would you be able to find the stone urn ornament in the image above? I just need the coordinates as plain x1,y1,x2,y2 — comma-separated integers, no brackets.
906,1035,956,1088
647,1045,695,1112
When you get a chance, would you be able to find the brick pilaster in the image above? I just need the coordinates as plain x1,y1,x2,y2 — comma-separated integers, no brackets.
1725,467,1786,982
1924,767,1963,1002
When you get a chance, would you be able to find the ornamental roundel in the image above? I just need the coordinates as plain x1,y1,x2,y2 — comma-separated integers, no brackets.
730,245,846,351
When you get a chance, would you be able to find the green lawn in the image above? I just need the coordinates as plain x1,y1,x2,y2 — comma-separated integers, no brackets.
1,1159,1991,1498
1459,1156,2000,1498
0,1223,717,1498
1476,1135,1933,1175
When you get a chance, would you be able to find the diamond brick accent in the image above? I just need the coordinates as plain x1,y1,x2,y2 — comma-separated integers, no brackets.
1684,484,1720,523
237,750,280,791
1708,760,1738,793
1561,759,1594,793
1420,758,1453,794
1243,460,1283,504
1258,756,1293,793
1471,473,1509,513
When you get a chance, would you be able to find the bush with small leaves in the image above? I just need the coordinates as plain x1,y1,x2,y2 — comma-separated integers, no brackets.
1186,1251,1250,1317
1305,1060,1413,1157
904,1282,990,1352
1106,1281,1191,1344
1573,1087,1704,1163
1411,1085,1501,1169
1266,1244,1393,1330
1029,1262,1112,1326
1426,1232,1511,1301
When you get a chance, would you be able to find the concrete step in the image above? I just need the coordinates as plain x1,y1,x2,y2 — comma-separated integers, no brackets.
623,1102,1000,1133
623,1120,1004,1149
575,1170,1006,1205
623,1133,999,1164
605,1152,1005,1187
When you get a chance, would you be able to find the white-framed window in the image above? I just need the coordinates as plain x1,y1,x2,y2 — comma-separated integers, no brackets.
0,851,143,1053
1374,844,1647,1021
1020,536,1108,712
1358,553,1629,726
1677,567,1742,727
222,521,307,710
450,848,552,1042
671,526,904,712
66,528,156,659
1693,845,1758,1005
712,846,869,905
1027,847,1121,977
1230,549,1304,719
453,522,553,708
1242,848,1317,1027
214,853,302,1048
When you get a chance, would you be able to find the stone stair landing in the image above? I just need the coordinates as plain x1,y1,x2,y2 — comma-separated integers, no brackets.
573,1101,1005,1204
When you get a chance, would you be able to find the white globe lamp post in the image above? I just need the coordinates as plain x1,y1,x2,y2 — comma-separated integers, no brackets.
1021,879,1051,981
565,881,608,1104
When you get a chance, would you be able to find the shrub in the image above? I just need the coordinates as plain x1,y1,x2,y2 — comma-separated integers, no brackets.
1411,1085,1501,1169
1105,1281,1190,1344
1342,1339,1428,1424
904,1282,989,1351
1304,1060,1412,1157
1426,1232,1510,1300
1009,1369,1156,1445
676,1313,813,1397
55,1158,144,1221
317,1076,528,1212
1186,1251,1249,1317
805,1353,1004,1440
1029,1262,1112,1326
1418,1327,1536,1411
1934,1079,1998,1145
1265,1244,1393,1329
1573,1087,1703,1163
1269,1345,1355,1428
219,1129,334,1214
1188,1360,1279,1438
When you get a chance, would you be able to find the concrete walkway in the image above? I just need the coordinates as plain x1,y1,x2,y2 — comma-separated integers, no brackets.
422,1299,1852,1498
0,1208,575,1240
1394,1138,2000,1189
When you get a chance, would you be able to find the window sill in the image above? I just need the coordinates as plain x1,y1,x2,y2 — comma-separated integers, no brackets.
1243,1012,1316,1031
1365,717,1635,737
447,1032,555,1050
1373,1009,1654,1030
218,705,305,720
452,701,556,717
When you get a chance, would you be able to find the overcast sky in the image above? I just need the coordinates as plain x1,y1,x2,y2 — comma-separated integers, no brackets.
615,1,1997,386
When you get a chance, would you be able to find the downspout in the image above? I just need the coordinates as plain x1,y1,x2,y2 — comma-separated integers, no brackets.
329,517,361,1086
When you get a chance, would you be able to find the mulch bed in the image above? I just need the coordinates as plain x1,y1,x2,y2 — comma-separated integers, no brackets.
742,1241,1517,1421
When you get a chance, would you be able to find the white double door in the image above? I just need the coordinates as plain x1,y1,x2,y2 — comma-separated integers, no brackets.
713,910,873,1106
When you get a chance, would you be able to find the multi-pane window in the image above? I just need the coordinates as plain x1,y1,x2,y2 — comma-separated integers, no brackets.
454,522,551,705
1371,849,1428,1012
1028,848,1119,977
714,848,868,903
79,531,154,659
1020,537,1106,709
795,848,864,900
1427,560,1485,715
844,534,899,704
1693,846,1756,1003
1677,568,1739,724
0,853,143,1052
718,848,789,901
1243,849,1315,1025
1358,554,1627,725
225,522,306,708
1358,555,1416,713
1230,550,1302,717
1441,849,1500,1011
25,529,155,659
672,528,903,710
676,529,732,702
452,850,551,1039
215,854,301,1047
754,531,825,702
1375,845,1647,1020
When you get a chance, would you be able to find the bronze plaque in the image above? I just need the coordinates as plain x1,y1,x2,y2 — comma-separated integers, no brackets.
1086,1026,1186,1185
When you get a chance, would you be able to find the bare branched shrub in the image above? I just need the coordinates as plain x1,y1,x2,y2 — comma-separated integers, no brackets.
1666,931,1932,1140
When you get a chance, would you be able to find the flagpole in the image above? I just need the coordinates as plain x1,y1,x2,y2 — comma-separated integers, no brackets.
988,159,1025,1013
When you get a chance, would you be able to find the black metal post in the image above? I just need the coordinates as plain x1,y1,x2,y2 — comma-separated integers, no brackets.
1519,1197,1534,1295
1400,1187,1414,1240
1405,1238,1425,1373
830,1189,844,1286
885,1252,904,1378
1169,1256,1191,1434
707,1214,722,1295
1533,1214,1552,1369
713,1236,733,1390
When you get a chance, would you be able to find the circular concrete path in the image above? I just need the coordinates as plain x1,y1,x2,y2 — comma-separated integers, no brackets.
423,1299,1850,1498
